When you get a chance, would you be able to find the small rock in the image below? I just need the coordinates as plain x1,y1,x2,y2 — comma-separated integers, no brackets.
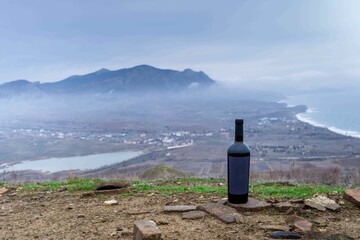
243,212,252,216
182,211,205,220
344,188,360,207
0,188,10,196
304,199,326,211
273,202,294,212
270,231,302,239
234,213,244,223
198,203,239,223
163,205,197,212
96,182,130,190
260,225,290,232
218,183,224,186
104,199,119,206
305,195,340,211
287,215,313,233
227,197,272,211
133,220,161,240
293,220,313,234
285,207,294,215
110,231,117,237
289,199,304,204
77,214,85,218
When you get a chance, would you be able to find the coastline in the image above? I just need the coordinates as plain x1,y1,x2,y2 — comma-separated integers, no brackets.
296,110,360,139
280,98,360,139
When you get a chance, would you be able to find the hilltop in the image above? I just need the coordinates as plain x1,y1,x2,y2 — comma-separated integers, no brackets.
0,178,359,240
0,65,215,97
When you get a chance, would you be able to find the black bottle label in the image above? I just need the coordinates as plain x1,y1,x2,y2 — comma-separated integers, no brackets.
228,156,250,195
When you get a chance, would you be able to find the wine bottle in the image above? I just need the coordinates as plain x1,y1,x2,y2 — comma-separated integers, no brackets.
227,119,250,204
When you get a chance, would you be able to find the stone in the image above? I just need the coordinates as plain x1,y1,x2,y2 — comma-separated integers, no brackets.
285,207,294,215
289,199,304,204
77,214,85,218
234,213,244,223
0,188,10,196
286,215,313,233
104,199,119,206
305,195,341,211
293,219,312,233
270,231,302,239
243,212,252,216
182,211,205,220
260,225,290,232
163,205,197,212
273,202,294,212
198,203,240,223
227,197,272,211
96,182,130,190
304,199,326,211
133,220,161,240
344,188,360,207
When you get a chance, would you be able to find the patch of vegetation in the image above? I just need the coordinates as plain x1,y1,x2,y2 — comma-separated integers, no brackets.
6,178,348,199
18,179,105,192
250,182,345,199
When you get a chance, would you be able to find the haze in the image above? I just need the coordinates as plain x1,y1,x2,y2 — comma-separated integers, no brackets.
1,0,360,91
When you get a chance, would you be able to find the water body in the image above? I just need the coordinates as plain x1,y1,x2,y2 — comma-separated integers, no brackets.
2,151,142,173
283,89,360,138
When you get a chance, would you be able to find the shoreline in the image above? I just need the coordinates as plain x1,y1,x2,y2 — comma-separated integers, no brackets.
280,98,360,139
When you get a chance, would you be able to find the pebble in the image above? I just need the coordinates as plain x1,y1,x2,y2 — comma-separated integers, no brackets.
163,205,197,212
104,200,118,206
182,211,205,220
270,231,302,239
243,212,252,216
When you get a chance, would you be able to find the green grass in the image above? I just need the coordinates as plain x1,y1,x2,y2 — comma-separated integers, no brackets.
18,179,105,192
3,178,350,199
250,182,345,199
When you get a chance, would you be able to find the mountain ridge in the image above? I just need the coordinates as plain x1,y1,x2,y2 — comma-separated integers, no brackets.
0,65,215,97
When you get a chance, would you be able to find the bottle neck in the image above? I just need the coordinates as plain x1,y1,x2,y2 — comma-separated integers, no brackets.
235,123,244,142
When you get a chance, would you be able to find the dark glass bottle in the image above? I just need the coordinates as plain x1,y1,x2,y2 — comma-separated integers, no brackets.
227,119,250,204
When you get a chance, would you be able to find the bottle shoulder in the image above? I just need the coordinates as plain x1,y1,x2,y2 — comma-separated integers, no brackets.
227,142,250,155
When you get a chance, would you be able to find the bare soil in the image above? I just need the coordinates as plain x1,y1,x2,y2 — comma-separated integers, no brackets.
1,191,359,240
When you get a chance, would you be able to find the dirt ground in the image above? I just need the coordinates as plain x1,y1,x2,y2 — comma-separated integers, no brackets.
1,190,359,240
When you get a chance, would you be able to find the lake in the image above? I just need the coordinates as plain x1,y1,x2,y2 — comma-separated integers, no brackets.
1,151,142,173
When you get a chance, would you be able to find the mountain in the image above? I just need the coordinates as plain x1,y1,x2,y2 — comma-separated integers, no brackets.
0,65,215,97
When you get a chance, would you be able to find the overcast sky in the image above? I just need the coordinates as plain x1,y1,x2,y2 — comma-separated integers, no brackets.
0,0,359,89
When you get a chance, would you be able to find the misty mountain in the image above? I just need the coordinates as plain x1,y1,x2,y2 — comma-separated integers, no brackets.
0,65,215,97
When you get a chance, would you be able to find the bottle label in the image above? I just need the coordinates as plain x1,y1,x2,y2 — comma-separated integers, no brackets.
228,156,250,195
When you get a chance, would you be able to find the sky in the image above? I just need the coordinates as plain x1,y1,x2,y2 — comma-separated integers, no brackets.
1,0,360,89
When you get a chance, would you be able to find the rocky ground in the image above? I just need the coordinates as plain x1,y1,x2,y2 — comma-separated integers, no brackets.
1,185,360,240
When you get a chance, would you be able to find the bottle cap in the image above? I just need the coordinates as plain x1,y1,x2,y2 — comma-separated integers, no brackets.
235,119,244,124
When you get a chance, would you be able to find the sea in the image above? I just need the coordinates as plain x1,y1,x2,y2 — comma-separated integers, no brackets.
282,89,360,138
